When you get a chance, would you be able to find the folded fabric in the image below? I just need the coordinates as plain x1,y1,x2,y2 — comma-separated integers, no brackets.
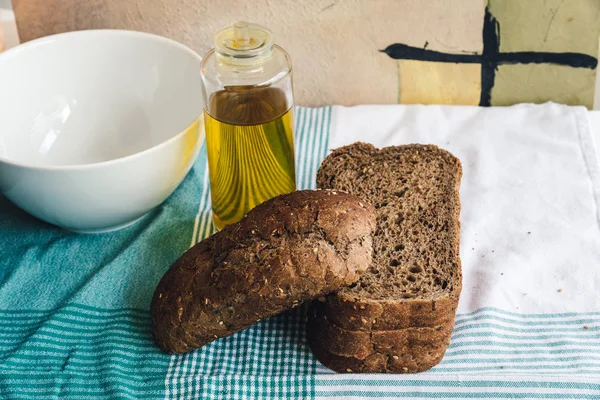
0,103,599,399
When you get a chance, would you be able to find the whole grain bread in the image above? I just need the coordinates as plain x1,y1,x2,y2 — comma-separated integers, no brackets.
307,322,448,373
310,142,462,373
151,189,376,354
308,302,453,360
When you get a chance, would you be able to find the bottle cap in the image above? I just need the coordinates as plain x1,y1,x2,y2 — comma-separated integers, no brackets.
214,21,273,64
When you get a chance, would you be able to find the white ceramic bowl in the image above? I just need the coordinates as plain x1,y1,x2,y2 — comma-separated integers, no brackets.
0,30,204,233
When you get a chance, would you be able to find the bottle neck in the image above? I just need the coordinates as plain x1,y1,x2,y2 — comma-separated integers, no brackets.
214,45,274,68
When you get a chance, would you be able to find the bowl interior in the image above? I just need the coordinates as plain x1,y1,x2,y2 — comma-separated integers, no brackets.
0,31,203,167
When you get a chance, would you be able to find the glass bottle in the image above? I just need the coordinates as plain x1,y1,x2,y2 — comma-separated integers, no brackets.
200,21,296,230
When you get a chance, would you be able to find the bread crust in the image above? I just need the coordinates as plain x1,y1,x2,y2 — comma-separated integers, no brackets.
151,190,376,354
323,294,458,330
307,313,449,374
308,302,453,360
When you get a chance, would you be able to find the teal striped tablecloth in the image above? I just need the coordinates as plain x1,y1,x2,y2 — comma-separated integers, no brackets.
1,105,600,399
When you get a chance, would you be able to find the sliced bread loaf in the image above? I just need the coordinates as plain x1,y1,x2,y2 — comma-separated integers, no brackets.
151,189,376,354
307,322,449,373
307,304,451,373
310,142,462,373
308,302,453,360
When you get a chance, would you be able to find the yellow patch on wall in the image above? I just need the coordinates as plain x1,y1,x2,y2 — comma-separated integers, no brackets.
398,60,481,105
487,0,599,108
487,0,600,55
491,63,596,107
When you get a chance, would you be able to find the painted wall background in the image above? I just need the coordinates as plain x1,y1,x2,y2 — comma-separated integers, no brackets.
11,0,600,108
488,0,599,108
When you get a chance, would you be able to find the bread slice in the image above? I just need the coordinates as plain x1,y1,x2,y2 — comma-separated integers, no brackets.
308,302,453,360
152,190,376,354
310,142,462,373
307,322,449,373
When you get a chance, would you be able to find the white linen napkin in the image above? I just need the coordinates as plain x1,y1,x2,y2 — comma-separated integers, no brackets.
315,103,600,399
329,102,600,315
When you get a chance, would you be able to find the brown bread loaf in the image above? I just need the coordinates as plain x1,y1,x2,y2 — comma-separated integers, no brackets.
151,189,376,354
306,301,453,373
307,323,449,373
310,142,462,373
308,302,453,360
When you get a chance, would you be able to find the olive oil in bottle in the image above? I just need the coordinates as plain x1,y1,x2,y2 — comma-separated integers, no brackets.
201,21,297,230
205,87,295,230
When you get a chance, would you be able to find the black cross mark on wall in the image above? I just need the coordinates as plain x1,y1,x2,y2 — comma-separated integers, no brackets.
381,8,598,106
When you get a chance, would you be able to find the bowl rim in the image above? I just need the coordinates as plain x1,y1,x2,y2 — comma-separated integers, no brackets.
0,29,204,172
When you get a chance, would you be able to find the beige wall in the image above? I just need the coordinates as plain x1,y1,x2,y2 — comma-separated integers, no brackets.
12,0,599,108
13,0,483,106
